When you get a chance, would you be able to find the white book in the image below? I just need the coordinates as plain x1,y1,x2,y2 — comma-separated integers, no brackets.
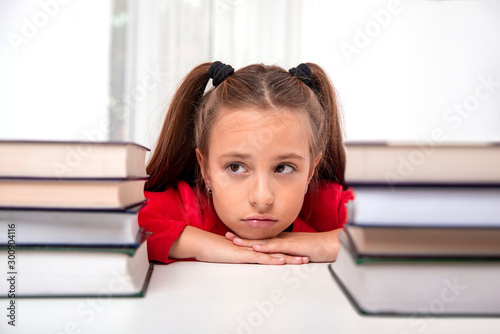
0,206,142,246
329,232,500,316
0,239,152,297
349,185,500,226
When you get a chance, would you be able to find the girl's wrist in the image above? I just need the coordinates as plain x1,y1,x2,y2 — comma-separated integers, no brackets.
170,225,204,260
325,229,342,261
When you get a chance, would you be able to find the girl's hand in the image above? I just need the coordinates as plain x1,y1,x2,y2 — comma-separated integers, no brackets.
225,229,342,263
170,226,308,265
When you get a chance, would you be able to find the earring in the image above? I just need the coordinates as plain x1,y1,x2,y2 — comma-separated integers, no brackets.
305,184,309,194
206,184,212,196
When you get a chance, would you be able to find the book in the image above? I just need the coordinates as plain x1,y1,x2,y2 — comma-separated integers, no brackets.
0,139,153,298
348,184,500,226
345,225,500,258
0,205,144,246
0,140,149,179
345,185,500,257
0,235,153,297
329,232,500,316
0,177,147,210
344,141,500,185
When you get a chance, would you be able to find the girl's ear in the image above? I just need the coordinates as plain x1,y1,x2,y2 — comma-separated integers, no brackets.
196,148,210,185
308,153,322,184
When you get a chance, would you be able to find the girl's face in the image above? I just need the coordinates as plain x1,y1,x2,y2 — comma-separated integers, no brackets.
197,108,320,240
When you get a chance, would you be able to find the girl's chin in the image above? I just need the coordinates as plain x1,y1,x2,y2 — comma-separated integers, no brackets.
234,229,280,240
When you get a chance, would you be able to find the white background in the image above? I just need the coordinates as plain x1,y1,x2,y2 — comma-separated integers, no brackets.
1,0,499,150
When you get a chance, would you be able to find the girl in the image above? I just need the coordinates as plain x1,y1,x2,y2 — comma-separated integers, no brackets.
139,61,354,265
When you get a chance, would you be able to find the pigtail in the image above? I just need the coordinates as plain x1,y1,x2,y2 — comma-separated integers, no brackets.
145,63,212,191
307,63,348,190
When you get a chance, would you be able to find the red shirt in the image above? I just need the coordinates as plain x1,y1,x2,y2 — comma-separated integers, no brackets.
138,180,355,264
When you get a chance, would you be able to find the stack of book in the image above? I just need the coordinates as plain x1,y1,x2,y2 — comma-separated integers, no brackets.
0,140,153,297
330,142,500,316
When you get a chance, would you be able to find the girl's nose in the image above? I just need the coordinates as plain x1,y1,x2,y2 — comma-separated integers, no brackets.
248,176,274,209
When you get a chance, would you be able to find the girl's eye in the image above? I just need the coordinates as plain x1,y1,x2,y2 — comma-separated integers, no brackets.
275,164,295,174
226,163,247,174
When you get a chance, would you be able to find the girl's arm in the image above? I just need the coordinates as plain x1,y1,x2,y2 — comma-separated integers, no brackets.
225,229,342,262
169,225,309,265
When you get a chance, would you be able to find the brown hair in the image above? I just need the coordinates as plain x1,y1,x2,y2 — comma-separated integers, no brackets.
145,62,346,192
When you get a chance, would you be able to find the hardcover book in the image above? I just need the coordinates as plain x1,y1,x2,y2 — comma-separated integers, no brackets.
329,232,500,316
344,141,500,185
0,234,152,298
0,204,144,246
0,177,147,210
345,185,500,257
0,140,149,179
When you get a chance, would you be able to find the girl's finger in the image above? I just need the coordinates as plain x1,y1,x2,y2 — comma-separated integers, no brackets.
247,252,285,265
253,241,304,258
232,237,269,247
247,251,305,265
225,231,237,240
269,253,309,265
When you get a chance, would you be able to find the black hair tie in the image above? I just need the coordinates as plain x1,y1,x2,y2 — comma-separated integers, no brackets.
289,63,312,88
208,61,234,87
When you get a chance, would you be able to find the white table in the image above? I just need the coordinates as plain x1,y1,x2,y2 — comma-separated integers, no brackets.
1,262,499,334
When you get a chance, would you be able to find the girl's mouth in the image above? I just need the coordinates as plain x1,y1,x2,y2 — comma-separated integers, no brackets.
241,215,278,228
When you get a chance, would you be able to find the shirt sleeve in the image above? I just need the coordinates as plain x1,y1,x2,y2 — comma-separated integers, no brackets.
338,186,355,228
138,180,206,264
298,182,356,232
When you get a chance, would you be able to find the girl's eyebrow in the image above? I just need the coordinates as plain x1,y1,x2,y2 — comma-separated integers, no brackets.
274,153,305,161
219,152,305,161
219,152,251,160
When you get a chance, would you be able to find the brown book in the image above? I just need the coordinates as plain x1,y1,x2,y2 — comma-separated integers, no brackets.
344,141,500,185
345,225,500,258
0,140,149,179
0,178,147,210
